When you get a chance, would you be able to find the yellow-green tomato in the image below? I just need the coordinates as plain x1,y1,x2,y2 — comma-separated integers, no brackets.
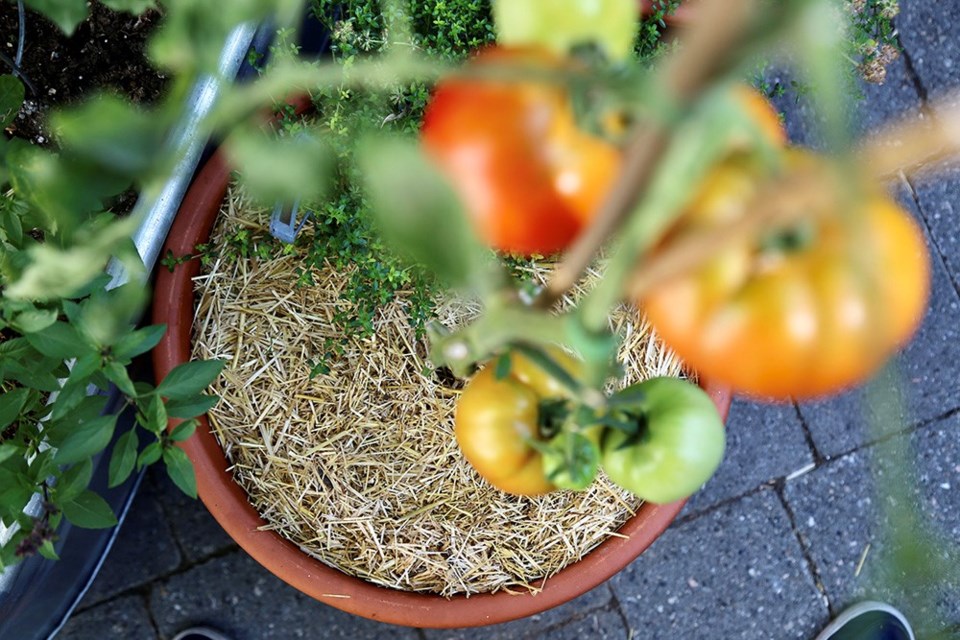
455,366,555,496
601,377,725,504
454,348,583,496
493,0,639,62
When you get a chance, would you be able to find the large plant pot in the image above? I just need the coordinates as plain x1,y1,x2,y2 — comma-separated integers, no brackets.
152,130,732,629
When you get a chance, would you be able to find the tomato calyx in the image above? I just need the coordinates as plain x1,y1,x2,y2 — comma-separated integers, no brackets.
606,411,651,452
542,429,600,491
758,220,817,255
537,397,571,437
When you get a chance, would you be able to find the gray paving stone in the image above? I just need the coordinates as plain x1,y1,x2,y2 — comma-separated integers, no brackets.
148,550,417,640
764,52,922,149
782,414,960,636
684,400,813,515
796,183,960,458
912,160,960,296
79,480,182,608
547,608,627,640
423,584,613,640
897,0,960,97
150,465,236,562
58,595,158,640
610,490,828,640
855,56,926,135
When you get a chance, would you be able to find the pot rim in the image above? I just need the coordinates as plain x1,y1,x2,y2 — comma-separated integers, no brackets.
151,97,731,629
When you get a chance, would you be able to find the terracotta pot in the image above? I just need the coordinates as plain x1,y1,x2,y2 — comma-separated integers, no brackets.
151,99,731,628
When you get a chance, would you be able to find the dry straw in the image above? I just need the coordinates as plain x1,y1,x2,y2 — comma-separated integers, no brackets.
192,185,684,597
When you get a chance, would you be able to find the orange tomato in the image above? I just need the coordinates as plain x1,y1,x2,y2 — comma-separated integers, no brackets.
422,46,620,256
641,149,930,400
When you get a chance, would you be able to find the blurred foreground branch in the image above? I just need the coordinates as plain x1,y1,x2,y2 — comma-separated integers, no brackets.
860,95,960,180
535,0,760,309
628,98,960,300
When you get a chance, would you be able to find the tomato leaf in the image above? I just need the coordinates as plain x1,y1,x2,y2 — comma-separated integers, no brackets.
360,137,494,293
607,385,647,410
156,360,225,400
61,490,118,529
23,0,88,35
108,429,138,488
163,446,196,498
225,125,331,205
12,308,58,333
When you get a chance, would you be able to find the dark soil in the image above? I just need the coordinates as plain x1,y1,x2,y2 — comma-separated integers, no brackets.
1,1,168,145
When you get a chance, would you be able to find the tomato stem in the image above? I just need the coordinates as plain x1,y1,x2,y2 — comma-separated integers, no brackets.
534,0,764,312
427,305,569,377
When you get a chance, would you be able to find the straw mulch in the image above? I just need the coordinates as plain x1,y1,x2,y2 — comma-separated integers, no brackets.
191,186,684,597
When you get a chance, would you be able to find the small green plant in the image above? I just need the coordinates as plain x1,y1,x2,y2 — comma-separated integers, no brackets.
848,0,901,84
0,176,225,566
0,0,267,568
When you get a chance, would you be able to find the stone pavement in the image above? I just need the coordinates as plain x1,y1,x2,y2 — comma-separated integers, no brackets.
58,2,960,638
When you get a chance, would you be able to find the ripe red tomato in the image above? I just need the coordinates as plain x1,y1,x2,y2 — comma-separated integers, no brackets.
641,150,930,399
422,46,620,256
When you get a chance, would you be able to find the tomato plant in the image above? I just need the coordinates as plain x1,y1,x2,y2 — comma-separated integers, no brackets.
454,348,583,495
640,150,931,399
600,377,725,504
421,46,620,256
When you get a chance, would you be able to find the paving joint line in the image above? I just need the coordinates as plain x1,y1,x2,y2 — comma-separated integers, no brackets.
139,589,165,640
898,171,960,304
895,29,930,105
791,401,827,466
674,483,773,525
820,403,960,463
773,480,834,619
74,542,242,614
607,587,634,639
538,598,622,638
146,470,193,570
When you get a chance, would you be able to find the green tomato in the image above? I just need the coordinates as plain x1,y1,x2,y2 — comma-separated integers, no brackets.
601,377,725,504
493,0,639,62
